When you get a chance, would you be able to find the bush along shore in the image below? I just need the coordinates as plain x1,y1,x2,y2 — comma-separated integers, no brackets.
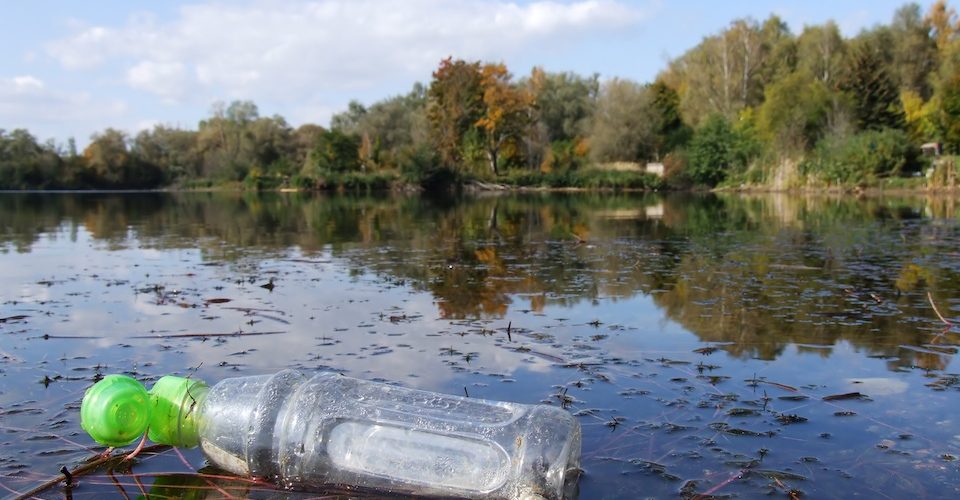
6,2,960,194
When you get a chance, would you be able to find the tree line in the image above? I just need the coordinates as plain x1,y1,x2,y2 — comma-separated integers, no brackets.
4,1,960,191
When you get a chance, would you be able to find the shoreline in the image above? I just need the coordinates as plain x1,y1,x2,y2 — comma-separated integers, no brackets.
1,182,958,196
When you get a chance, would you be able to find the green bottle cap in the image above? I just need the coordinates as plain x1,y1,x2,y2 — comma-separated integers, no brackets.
80,374,151,447
147,375,208,447
81,374,209,448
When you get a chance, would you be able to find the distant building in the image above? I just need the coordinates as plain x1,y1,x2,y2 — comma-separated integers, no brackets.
645,162,665,177
921,142,941,157
595,161,665,177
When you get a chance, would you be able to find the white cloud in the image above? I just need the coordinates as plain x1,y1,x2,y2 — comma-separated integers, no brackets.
11,75,44,91
46,0,646,104
47,26,114,70
0,75,127,140
127,60,187,101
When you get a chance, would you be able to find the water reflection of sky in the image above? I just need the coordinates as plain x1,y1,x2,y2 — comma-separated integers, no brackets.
2,193,960,499
3,226,568,393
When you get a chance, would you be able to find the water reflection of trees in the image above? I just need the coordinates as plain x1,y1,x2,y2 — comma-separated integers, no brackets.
1,192,959,366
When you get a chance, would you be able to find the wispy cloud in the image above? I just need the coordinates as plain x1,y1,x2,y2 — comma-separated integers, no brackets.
46,0,646,104
0,75,127,138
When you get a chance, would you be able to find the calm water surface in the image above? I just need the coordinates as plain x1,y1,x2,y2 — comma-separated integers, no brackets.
1,192,959,498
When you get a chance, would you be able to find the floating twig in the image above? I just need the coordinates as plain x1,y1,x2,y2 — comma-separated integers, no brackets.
285,258,331,264
12,444,169,500
224,306,285,314
822,392,866,401
39,334,102,340
130,330,286,339
928,291,954,327
750,378,798,392
695,468,746,499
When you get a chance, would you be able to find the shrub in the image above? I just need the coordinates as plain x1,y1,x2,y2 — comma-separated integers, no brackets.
687,114,755,187
802,128,920,185
499,169,662,189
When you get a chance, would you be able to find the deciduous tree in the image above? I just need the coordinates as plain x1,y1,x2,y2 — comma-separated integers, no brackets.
796,22,846,86
476,63,533,175
84,129,131,186
587,78,655,163
891,3,937,98
757,70,831,152
427,58,483,169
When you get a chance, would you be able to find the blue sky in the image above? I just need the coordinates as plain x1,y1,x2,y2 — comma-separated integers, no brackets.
1,0,914,146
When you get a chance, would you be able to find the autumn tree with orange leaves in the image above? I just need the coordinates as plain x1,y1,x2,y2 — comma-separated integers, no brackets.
427,58,533,176
476,63,534,175
426,58,484,170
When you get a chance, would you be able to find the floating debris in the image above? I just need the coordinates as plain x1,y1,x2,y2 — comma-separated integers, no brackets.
775,413,808,425
693,346,719,355
204,298,233,304
822,392,867,401
726,407,761,417
778,395,809,401
709,422,773,437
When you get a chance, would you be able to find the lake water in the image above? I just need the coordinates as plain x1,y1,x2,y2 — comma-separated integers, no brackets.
1,192,959,498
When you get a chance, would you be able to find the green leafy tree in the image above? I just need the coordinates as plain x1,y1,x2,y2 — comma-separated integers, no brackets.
890,3,938,98
131,126,200,182
757,70,832,152
248,115,293,175
931,10,960,151
521,68,598,171
427,58,484,170
83,129,132,187
291,124,327,170
687,114,746,186
940,74,960,151
796,21,846,86
0,129,64,189
672,18,770,125
528,69,598,143
330,100,367,132
329,84,430,173
840,36,906,131
306,129,360,174
588,78,655,163
649,80,691,158
87,127,166,188
196,100,263,180
757,15,797,87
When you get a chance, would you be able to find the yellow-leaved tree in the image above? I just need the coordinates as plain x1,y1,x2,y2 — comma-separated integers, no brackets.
476,63,534,176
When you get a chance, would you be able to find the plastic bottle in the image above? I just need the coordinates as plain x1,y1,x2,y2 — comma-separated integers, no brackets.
81,370,581,499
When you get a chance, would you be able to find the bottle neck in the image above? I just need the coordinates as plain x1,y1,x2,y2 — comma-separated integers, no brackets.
147,376,210,447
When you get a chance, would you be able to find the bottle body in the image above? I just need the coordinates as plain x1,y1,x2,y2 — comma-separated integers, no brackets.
194,370,581,499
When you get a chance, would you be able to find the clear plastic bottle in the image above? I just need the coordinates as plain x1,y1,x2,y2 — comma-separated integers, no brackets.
81,370,581,499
